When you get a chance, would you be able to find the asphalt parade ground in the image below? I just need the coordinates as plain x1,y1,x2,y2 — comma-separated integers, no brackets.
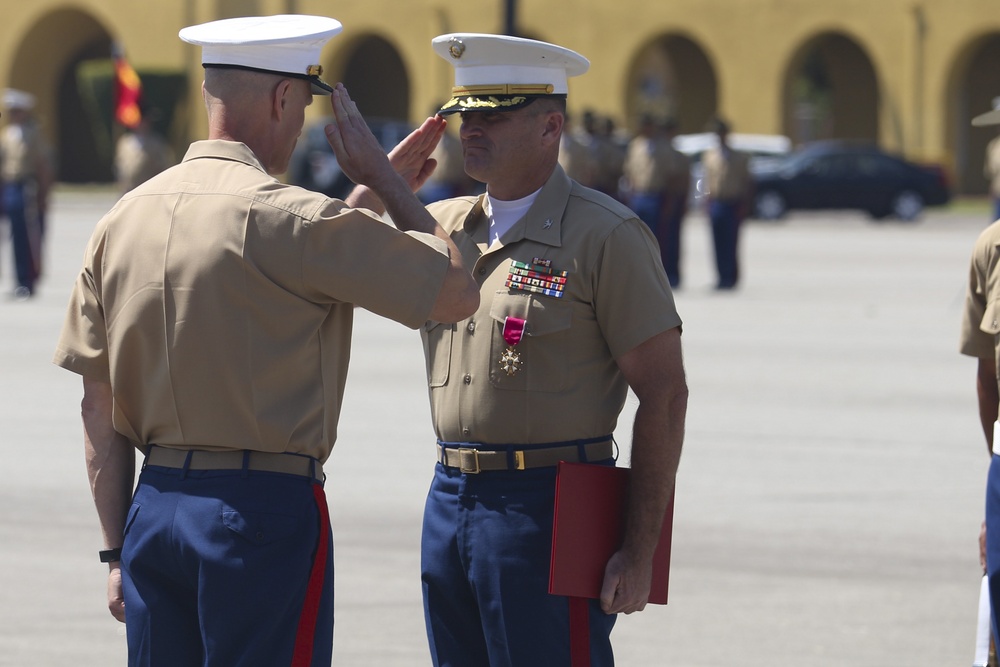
0,186,992,666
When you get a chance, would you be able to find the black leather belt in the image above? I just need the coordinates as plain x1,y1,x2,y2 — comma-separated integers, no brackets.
145,446,324,481
436,438,613,474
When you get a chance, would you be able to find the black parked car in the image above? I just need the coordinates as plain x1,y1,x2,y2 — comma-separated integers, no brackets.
288,117,414,199
751,142,951,221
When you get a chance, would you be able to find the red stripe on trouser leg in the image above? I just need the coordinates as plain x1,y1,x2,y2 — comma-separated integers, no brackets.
569,596,591,667
291,483,331,667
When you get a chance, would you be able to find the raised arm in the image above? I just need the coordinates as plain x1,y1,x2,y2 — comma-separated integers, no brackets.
344,114,446,214
323,84,478,323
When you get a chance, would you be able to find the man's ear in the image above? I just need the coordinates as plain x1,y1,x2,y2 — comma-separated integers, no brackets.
540,110,565,146
272,79,294,120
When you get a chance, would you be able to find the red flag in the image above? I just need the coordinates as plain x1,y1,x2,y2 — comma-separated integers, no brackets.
114,55,142,128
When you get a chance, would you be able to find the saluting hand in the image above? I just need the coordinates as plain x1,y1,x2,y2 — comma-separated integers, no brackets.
323,83,396,191
386,115,447,193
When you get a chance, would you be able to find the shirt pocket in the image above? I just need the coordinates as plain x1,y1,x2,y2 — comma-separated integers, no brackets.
423,321,454,388
489,292,572,393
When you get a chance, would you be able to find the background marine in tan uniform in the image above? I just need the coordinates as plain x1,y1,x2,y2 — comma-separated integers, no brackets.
51,15,477,667
962,101,1000,667
701,117,753,290
352,32,688,667
622,114,690,287
1,88,53,299
114,108,175,193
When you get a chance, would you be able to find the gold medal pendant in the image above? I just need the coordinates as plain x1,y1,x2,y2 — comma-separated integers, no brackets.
499,345,523,376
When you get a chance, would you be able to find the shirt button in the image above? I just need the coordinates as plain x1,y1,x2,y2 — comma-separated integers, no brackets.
462,427,471,437
463,374,472,384
478,267,487,275
467,321,476,333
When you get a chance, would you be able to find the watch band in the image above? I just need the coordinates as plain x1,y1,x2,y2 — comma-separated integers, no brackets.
98,548,122,563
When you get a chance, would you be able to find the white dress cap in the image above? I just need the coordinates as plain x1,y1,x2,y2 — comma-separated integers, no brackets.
179,15,342,94
3,88,36,111
432,33,589,115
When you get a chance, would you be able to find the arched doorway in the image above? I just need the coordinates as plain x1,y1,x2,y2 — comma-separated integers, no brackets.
7,9,115,182
782,32,879,146
334,35,410,121
625,34,717,134
946,34,1000,195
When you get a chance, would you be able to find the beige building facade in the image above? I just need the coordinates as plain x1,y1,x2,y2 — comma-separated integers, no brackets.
3,0,1000,193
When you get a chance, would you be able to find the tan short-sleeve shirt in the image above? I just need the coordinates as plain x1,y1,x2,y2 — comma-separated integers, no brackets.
54,140,450,462
422,165,682,445
1,122,45,182
115,132,174,193
623,136,690,196
961,221,1000,372
702,145,752,202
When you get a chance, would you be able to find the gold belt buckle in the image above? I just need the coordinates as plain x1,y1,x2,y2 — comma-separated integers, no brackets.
458,448,481,474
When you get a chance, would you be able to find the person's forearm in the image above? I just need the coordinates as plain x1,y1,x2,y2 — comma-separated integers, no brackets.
87,434,135,554
82,380,135,557
978,357,999,456
363,170,479,323
344,184,384,216
621,387,687,564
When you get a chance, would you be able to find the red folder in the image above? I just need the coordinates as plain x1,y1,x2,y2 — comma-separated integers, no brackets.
548,461,673,604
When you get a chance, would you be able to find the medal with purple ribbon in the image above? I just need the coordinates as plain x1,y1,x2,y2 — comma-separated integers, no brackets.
499,316,526,376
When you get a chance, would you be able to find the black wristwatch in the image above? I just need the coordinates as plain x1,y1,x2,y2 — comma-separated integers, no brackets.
99,548,122,563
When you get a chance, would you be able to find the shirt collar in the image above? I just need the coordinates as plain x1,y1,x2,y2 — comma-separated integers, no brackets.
461,164,570,248
182,140,268,173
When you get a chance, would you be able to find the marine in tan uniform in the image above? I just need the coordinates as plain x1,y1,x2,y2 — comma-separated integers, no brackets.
52,15,477,666
114,110,174,193
592,114,627,200
352,33,688,667
701,116,753,289
962,103,1000,664
557,111,596,187
1,88,53,299
622,115,690,287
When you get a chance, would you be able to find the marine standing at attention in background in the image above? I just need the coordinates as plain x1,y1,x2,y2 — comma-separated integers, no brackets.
2,88,53,300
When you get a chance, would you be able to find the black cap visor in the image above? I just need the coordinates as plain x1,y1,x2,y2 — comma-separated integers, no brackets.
203,63,333,95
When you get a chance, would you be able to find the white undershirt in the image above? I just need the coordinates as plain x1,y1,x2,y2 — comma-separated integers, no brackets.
485,188,542,246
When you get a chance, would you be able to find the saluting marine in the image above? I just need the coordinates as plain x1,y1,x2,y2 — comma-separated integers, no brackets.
347,32,689,667
54,14,476,666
